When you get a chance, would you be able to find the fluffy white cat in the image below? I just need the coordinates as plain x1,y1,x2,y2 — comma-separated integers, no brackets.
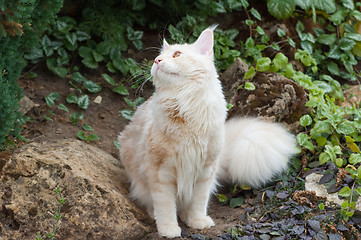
118,27,296,238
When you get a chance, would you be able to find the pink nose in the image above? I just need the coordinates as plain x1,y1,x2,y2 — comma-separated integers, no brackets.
154,57,162,64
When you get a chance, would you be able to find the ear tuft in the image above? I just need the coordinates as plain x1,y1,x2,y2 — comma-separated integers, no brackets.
192,27,215,57
162,39,170,51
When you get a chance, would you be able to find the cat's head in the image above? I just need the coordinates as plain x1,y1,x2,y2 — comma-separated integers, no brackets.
151,27,217,88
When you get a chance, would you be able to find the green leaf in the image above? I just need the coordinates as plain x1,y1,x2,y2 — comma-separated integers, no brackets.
79,46,92,59
344,33,361,41
317,33,336,45
70,112,83,125
113,85,129,95
245,19,254,26
273,52,288,70
283,63,294,78
82,124,94,131
319,152,330,165
337,121,354,135
45,92,60,107
75,30,90,41
245,82,255,91
250,8,262,21
277,28,286,37
65,32,77,46
349,153,361,164
300,114,312,127
352,10,361,21
329,9,346,25
267,0,295,19
335,158,343,167
327,62,340,76
297,133,315,151
71,72,86,83
102,73,115,86
120,109,133,120
91,49,104,62
24,48,44,62
341,0,354,10
87,133,99,142
314,0,336,14
216,194,228,203
83,80,101,93
313,121,330,134
78,95,90,109
339,38,356,51
82,58,98,69
244,66,256,79
256,57,271,71
66,94,78,104
339,186,351,197
57,104,69,112
77,131,87,140
230,196,245,208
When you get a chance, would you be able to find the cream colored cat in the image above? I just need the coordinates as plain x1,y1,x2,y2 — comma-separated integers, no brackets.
118,27,296,238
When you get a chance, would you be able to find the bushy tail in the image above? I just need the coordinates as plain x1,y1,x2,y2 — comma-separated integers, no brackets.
218,118,297,188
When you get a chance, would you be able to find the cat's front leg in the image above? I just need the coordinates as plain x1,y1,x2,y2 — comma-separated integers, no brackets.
182,167,216,230
151,179,181,238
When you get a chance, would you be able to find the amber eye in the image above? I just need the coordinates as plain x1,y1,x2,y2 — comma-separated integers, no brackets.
173,51,181,58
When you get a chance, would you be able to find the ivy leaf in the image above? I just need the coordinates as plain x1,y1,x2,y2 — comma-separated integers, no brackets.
78,95,90,109
273,52,288,70
337,121,354,135
319,152,330,165
230,196,245,208
349,153,361,164
327,62,340,76
317,33,337,45
250,8,262,21
66,94,78,104
300,114,312,127
341,0,355,10
113,85,129,95
267,0,295,19
102,73,115,86
77,131,87,140
120,109,133,120
338,186,351,197
314,0,336,14
256,57,271,71
244,67,256,80
344,33,361,41
71,72,86,83
216,194,228,203
45,92,60,107
339,38,356,51
297,133,315,151
277,28,286,37
82,124,94,131
57,104,69,112
245,82,255,91
83,80,101,93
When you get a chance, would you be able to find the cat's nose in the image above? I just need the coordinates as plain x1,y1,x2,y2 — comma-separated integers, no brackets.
154,57,162,64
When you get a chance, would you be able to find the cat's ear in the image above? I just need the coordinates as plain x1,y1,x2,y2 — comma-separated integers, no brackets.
162,39,170,51
193,28,214,57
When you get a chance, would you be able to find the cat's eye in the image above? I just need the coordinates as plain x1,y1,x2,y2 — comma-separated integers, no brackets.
173,51,181,58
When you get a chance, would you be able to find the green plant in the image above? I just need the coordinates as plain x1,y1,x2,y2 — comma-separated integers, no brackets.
77,124,99,142
36,186,66,240
0,0,63,150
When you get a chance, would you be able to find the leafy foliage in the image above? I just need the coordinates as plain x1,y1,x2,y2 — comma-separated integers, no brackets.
0,0,63,150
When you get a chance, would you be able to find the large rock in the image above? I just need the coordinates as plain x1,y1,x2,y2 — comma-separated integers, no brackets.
305,173,361,212
220,58,309,125
0,139,149,240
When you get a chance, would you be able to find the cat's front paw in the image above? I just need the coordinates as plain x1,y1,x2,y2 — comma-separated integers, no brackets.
157,223,181,238
187,215,215,230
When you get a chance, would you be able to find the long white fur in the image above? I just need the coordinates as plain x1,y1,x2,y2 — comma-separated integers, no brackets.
118,27,297,238
218,118,297,188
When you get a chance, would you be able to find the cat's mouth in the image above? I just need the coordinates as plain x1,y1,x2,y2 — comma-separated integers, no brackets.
156,66,179,77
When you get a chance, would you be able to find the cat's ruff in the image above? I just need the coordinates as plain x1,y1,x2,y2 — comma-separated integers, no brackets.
118,27,297,238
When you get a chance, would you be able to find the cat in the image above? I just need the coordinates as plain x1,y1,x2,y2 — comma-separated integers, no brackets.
118,27,296,238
